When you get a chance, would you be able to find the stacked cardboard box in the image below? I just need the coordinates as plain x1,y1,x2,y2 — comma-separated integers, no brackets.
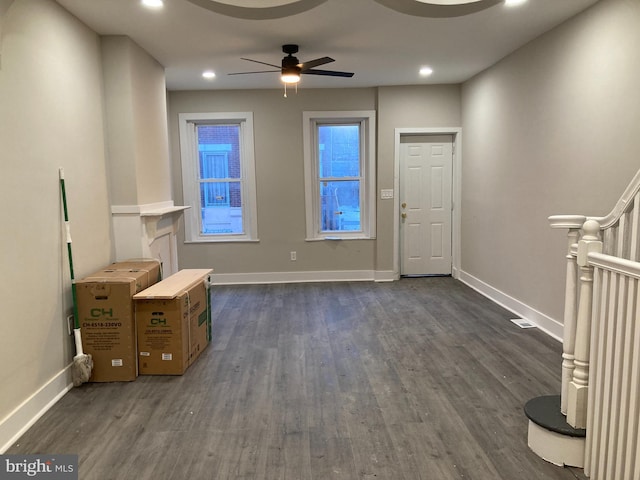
75,259,162,382
134,269,212,375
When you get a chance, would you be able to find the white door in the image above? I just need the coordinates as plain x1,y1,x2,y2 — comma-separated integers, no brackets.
400,135,453,276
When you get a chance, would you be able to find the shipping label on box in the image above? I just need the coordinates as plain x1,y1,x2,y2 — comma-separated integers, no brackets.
75,260,161,382
135,269,211,375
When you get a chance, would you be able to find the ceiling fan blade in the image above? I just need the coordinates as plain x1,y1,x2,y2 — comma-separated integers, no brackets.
228,70,279,75
240,57,281,69
299,56,334,71
303,69,354,78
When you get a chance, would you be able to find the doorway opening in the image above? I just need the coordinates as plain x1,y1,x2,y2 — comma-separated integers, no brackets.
393,128,461,279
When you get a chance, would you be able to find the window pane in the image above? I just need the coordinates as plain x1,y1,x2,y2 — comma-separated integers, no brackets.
197,125,241,179
199,152,229,179
318,125,360,178
320,180,361,232
200,181,243,234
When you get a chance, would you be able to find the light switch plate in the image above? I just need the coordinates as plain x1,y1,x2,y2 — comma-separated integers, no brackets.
380,189,394,199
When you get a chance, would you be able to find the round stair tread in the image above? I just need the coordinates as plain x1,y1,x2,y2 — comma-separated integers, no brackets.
524,395,586,438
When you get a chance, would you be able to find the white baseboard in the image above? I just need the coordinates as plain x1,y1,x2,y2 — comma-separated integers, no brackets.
458,270,563,342
0,365,72,453
374,270,396,282
452,266,460,279
211,270,381,285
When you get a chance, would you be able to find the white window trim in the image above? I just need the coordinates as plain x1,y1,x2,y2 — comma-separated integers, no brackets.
303,110,376,241
178,112,258,243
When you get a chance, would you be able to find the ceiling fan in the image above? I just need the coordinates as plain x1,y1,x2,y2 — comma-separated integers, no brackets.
228,44,354,85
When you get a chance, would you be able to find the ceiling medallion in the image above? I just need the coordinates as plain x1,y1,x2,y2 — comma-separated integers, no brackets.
373,0,503,18
185,0,327,19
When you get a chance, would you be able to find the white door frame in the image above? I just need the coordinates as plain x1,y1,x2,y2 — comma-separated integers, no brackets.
393,127,462,279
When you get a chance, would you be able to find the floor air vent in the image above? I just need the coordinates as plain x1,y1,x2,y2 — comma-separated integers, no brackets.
510,318,536,329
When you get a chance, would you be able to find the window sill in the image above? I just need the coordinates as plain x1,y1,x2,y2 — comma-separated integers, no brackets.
184,238,260,244
305,236,375,242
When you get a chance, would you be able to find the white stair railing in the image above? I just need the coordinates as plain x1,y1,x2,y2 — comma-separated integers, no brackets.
549,168,640,479
585,252,640,480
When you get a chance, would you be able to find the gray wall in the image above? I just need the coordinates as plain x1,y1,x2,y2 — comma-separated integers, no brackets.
169,88,379,275
0,0,173,451
168,86,462,277
0,0,112,440
102,36,172,206
460,0,640,323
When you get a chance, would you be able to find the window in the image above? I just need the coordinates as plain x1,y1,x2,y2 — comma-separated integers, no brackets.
179,112,258,242
303,111,376,240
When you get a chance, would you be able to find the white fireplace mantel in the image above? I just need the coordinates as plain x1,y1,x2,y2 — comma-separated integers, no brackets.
111,201,189,277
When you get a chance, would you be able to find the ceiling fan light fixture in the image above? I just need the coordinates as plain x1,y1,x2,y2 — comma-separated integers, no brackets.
281,74,301,84
281,67,301,84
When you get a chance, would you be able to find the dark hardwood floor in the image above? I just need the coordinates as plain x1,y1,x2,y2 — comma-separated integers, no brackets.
8,278,587,479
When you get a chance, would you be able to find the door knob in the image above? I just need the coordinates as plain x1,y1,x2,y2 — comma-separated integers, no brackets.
401,202,407,209
401,213,407,219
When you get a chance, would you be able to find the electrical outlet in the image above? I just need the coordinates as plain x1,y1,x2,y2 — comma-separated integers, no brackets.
290,251,297,261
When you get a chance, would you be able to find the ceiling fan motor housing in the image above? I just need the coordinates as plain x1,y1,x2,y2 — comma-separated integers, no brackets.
282,52,301,75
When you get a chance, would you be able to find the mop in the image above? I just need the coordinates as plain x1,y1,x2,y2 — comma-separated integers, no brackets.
59,168,93,386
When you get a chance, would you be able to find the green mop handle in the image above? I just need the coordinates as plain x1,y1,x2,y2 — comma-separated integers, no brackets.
59,168,80,330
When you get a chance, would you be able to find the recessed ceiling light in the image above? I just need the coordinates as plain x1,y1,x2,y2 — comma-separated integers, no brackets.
141,0,164,8
504,0,527,6
420,66,434,76
202,70,216,80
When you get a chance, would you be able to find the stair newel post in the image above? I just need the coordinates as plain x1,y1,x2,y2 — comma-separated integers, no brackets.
566,219,602,429
549,215,586,415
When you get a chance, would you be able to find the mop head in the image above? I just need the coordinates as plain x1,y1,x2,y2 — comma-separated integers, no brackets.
72,353,93,387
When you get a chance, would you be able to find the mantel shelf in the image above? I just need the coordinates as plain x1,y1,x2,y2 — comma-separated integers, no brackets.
110,202,189,276
140,206,190,218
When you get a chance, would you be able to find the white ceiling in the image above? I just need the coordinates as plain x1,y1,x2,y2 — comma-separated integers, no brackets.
56,0,600,91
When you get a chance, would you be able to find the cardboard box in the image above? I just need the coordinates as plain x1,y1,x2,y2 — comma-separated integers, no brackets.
75,259,162,382
134,269,212,375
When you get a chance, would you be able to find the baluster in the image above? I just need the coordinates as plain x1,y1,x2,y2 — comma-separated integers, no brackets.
630,192,640,261
617,214,627,258
567,219,603,428
561,228,581,414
